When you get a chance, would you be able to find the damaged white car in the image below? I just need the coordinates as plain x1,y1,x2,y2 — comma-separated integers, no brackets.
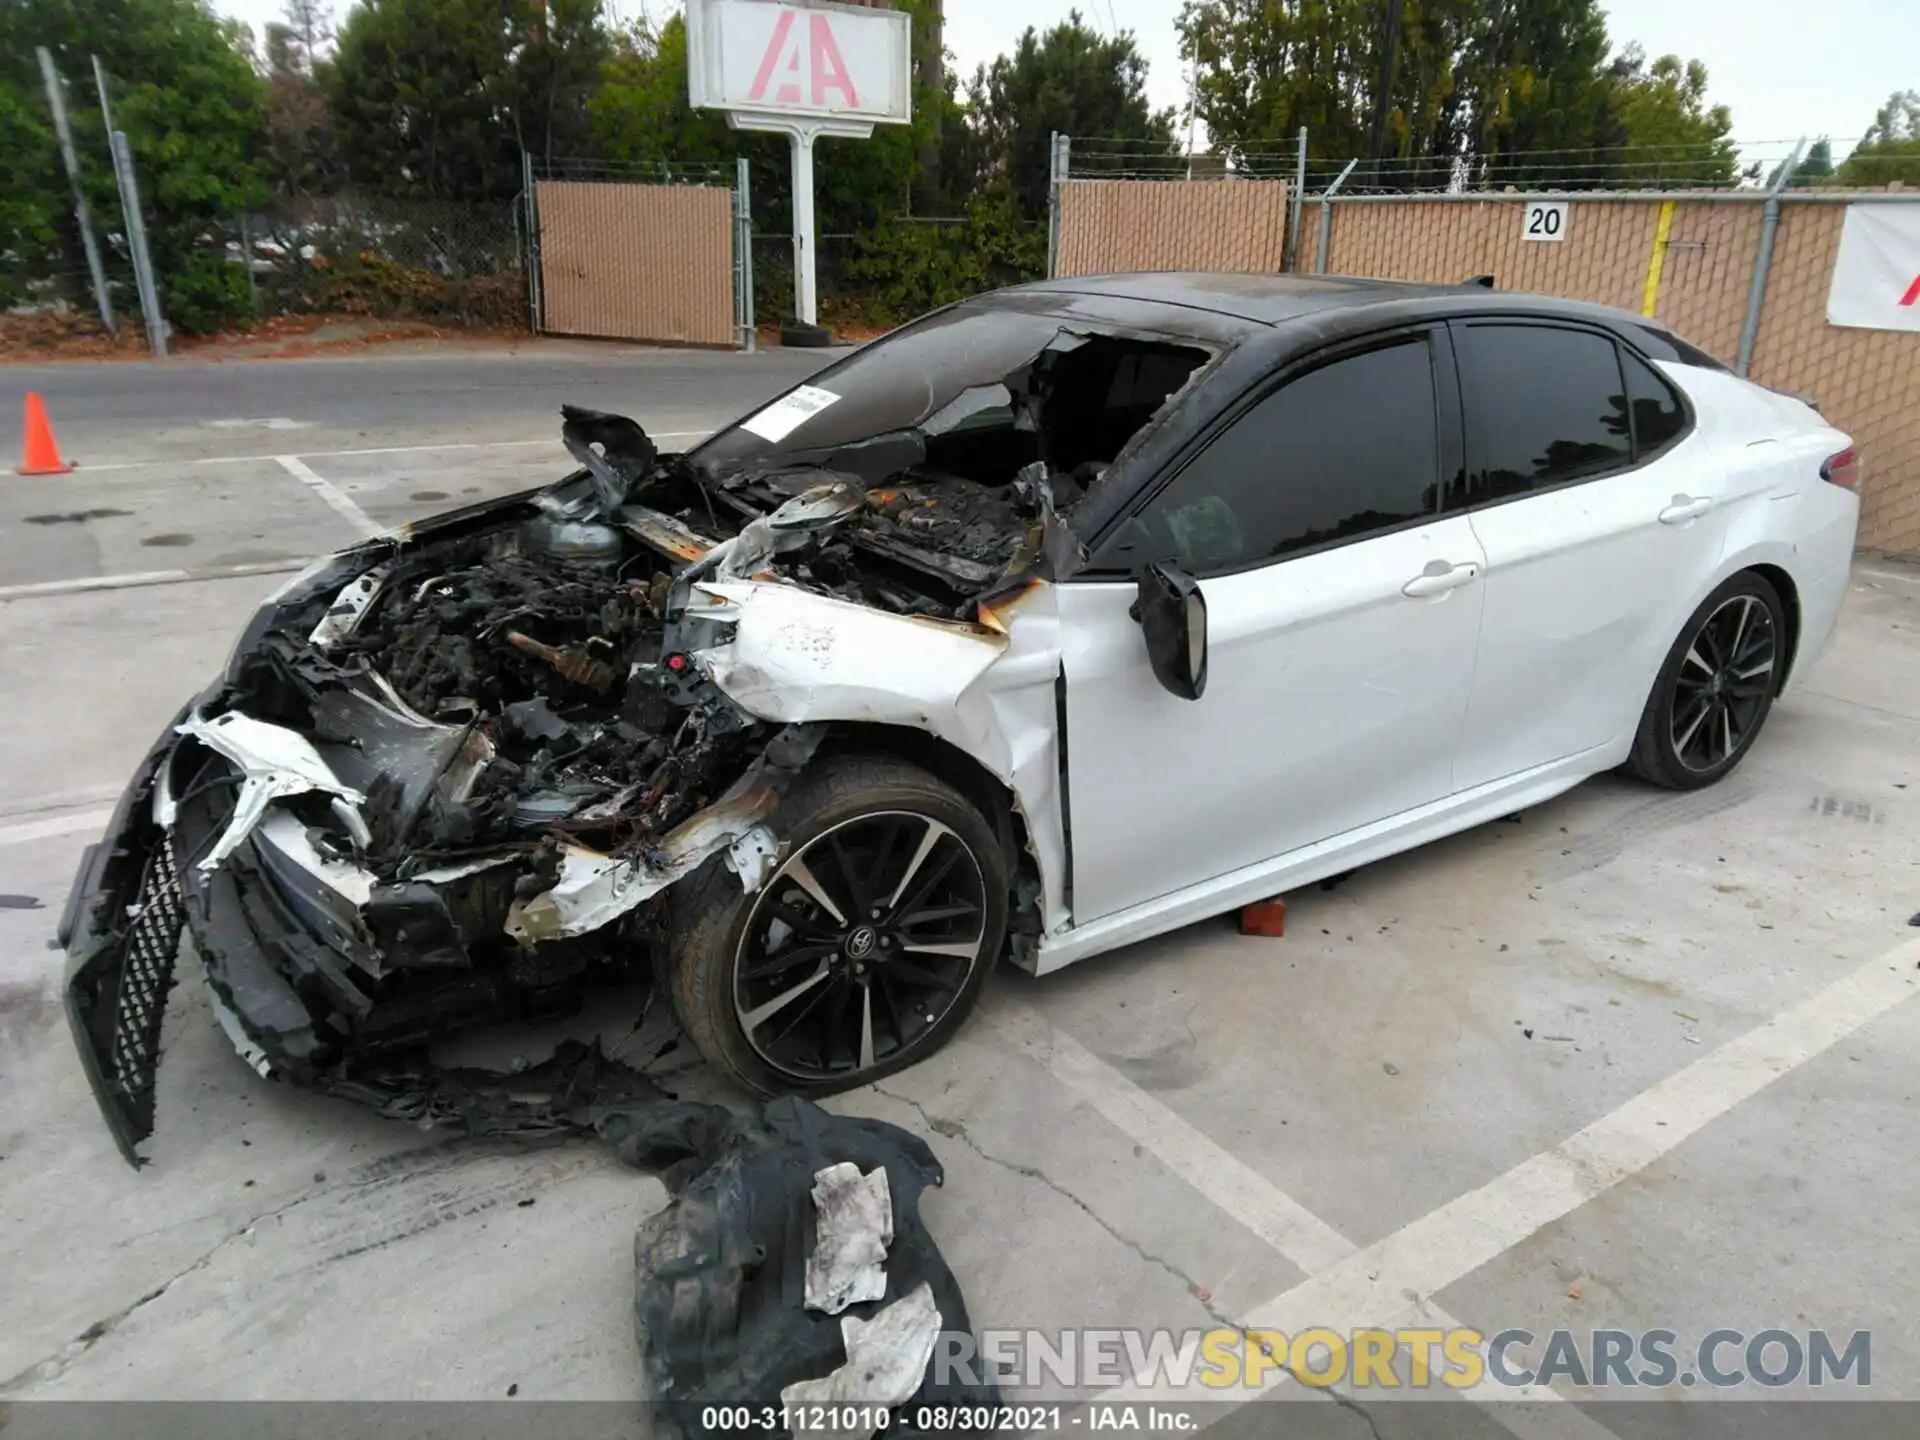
62,273,1860,1163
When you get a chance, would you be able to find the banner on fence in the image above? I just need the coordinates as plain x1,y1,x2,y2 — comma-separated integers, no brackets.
1826,203,1920,332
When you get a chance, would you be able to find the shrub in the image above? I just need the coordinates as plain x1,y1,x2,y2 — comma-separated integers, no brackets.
165,252,257,334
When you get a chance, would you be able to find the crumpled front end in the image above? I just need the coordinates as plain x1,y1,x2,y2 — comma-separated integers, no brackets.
65,309,1216,1161
61,417,839,1161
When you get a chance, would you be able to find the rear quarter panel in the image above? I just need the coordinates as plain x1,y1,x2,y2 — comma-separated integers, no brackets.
1661,363,1859,694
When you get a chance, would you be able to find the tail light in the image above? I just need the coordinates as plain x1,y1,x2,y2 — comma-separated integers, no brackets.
1821,446,1860,490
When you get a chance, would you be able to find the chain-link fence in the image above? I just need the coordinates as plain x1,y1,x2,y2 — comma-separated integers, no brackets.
212,194,528,331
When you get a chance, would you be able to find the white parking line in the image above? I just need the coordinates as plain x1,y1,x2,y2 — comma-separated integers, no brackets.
76,430,711,472
272,455,386,540
991,1007,1613,1438
0,559,304,603
0,807,113,849
1021,936,1920,1425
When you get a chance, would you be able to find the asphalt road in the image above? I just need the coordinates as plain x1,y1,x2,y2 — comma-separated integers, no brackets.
3,340,1919,1436
0,338,841,466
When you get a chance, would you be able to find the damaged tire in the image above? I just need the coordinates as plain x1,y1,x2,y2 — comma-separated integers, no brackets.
668,752,1008,1095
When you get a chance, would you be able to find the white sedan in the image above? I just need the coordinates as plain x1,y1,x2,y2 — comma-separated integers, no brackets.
62,273,1860,1159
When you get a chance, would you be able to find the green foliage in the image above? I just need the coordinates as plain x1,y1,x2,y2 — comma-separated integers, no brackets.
843,198,1047,322
0,78,60,307
1601,48,1738,187
328,0,608,201
0,0,267,326
964,13,1177,219
1771,137,1833,187
1834,91,1920,187
1178,0,1735,188
165,250,254,333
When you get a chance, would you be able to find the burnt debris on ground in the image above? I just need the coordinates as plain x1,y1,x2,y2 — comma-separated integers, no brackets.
325,1040,999,1438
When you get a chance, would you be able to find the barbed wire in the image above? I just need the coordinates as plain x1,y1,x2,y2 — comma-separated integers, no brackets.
1062,135,1851,192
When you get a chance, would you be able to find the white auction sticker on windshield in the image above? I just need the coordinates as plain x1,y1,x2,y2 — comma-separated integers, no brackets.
740,384,841,442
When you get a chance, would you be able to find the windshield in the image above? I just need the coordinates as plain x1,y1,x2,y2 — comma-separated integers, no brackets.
693,303,1212,489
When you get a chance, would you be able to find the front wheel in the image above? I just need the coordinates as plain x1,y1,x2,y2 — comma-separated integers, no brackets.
666,752,1008,1095
1626,572,1786,790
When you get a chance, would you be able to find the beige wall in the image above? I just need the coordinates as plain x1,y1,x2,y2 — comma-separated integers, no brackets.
535,181,736,347
1057,179,1290,277
1311,196,1919,554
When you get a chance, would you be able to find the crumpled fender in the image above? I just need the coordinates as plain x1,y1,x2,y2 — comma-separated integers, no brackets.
689,579,1073,945
690,581,1010,725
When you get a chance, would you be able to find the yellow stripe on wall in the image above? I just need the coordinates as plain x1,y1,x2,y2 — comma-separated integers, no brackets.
1641,201,1676,317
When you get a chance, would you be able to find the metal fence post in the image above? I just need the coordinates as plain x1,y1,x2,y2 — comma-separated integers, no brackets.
107,130,166,356
237,212,259,318
521,148,543,334
1315,158,1357,275
735,157,755,351
1286,126,1307,271
38,48,114,333
1047,133,1069,279
1736,139,1804,377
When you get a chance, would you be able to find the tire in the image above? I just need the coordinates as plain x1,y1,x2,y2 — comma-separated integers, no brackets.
666,752,1008,1096
779,320,834,348
1625,571,1787,790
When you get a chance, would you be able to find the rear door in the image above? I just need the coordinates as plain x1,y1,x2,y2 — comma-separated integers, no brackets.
1058,327,1488,924
1449,320,1731,792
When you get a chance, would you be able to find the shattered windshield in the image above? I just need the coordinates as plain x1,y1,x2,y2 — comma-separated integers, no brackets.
694,303,1213,491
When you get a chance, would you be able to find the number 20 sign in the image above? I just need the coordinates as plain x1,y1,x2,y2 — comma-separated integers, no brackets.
1522,201,1569,242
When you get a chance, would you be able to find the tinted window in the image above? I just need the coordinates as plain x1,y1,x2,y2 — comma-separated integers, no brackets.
1117,338,1439,573
1623,349,1686,456
1458,325,1631,500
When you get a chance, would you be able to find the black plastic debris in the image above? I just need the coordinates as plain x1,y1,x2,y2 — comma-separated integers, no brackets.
320,1042,999,1437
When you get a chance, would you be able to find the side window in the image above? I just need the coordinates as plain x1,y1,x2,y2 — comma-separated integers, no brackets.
1622,349,1687,457
1457,324,1631,501
1113,337,1441,574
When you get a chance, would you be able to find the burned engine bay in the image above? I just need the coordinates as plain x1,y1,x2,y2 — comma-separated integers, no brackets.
173,326,1211,1068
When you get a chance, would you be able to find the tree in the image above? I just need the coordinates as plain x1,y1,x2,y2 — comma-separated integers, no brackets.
1834,90,1920,187
0,78,60,307
0,0,267,327
281,0,333,75
258,0,340,199
964,13,1177,219
328,0,609,201
1178,0,1736,192
1767,137,1832,188
1601,47,1738,188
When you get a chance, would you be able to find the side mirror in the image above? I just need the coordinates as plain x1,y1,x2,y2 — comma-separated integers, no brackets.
1133,561,1208,701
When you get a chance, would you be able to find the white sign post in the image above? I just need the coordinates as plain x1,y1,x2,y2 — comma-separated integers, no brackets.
688,0,912,334
1826,203,1920,332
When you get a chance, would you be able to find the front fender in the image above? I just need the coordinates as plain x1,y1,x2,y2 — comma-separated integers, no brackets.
689,581,1072,945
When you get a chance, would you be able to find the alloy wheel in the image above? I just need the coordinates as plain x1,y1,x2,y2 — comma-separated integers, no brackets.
732,810,988,1082
1669,592,1777,773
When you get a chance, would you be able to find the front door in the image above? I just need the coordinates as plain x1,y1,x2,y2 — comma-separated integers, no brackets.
1058,330,1488,925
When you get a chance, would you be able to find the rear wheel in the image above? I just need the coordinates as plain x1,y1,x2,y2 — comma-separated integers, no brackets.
1626,572,1786,790
667,753,1007,1095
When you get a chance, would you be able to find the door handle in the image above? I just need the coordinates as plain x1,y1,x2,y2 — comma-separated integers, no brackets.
1658,496,1715,524
1401,562,1480,598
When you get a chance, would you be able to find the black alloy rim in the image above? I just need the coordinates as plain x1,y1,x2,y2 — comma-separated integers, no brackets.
1670,593,1777,773
733,810,988,1081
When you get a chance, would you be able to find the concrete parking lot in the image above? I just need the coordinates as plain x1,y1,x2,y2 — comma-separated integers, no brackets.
1,342,1917,1436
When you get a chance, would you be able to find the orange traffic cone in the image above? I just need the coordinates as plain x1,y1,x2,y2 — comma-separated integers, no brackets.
18,392,73,476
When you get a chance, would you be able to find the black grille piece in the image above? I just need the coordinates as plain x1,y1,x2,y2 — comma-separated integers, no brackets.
102,838,187,1139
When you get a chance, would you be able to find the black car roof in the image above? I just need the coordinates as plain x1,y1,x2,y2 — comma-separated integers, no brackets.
986,270,1722,367
998,271,1467,325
